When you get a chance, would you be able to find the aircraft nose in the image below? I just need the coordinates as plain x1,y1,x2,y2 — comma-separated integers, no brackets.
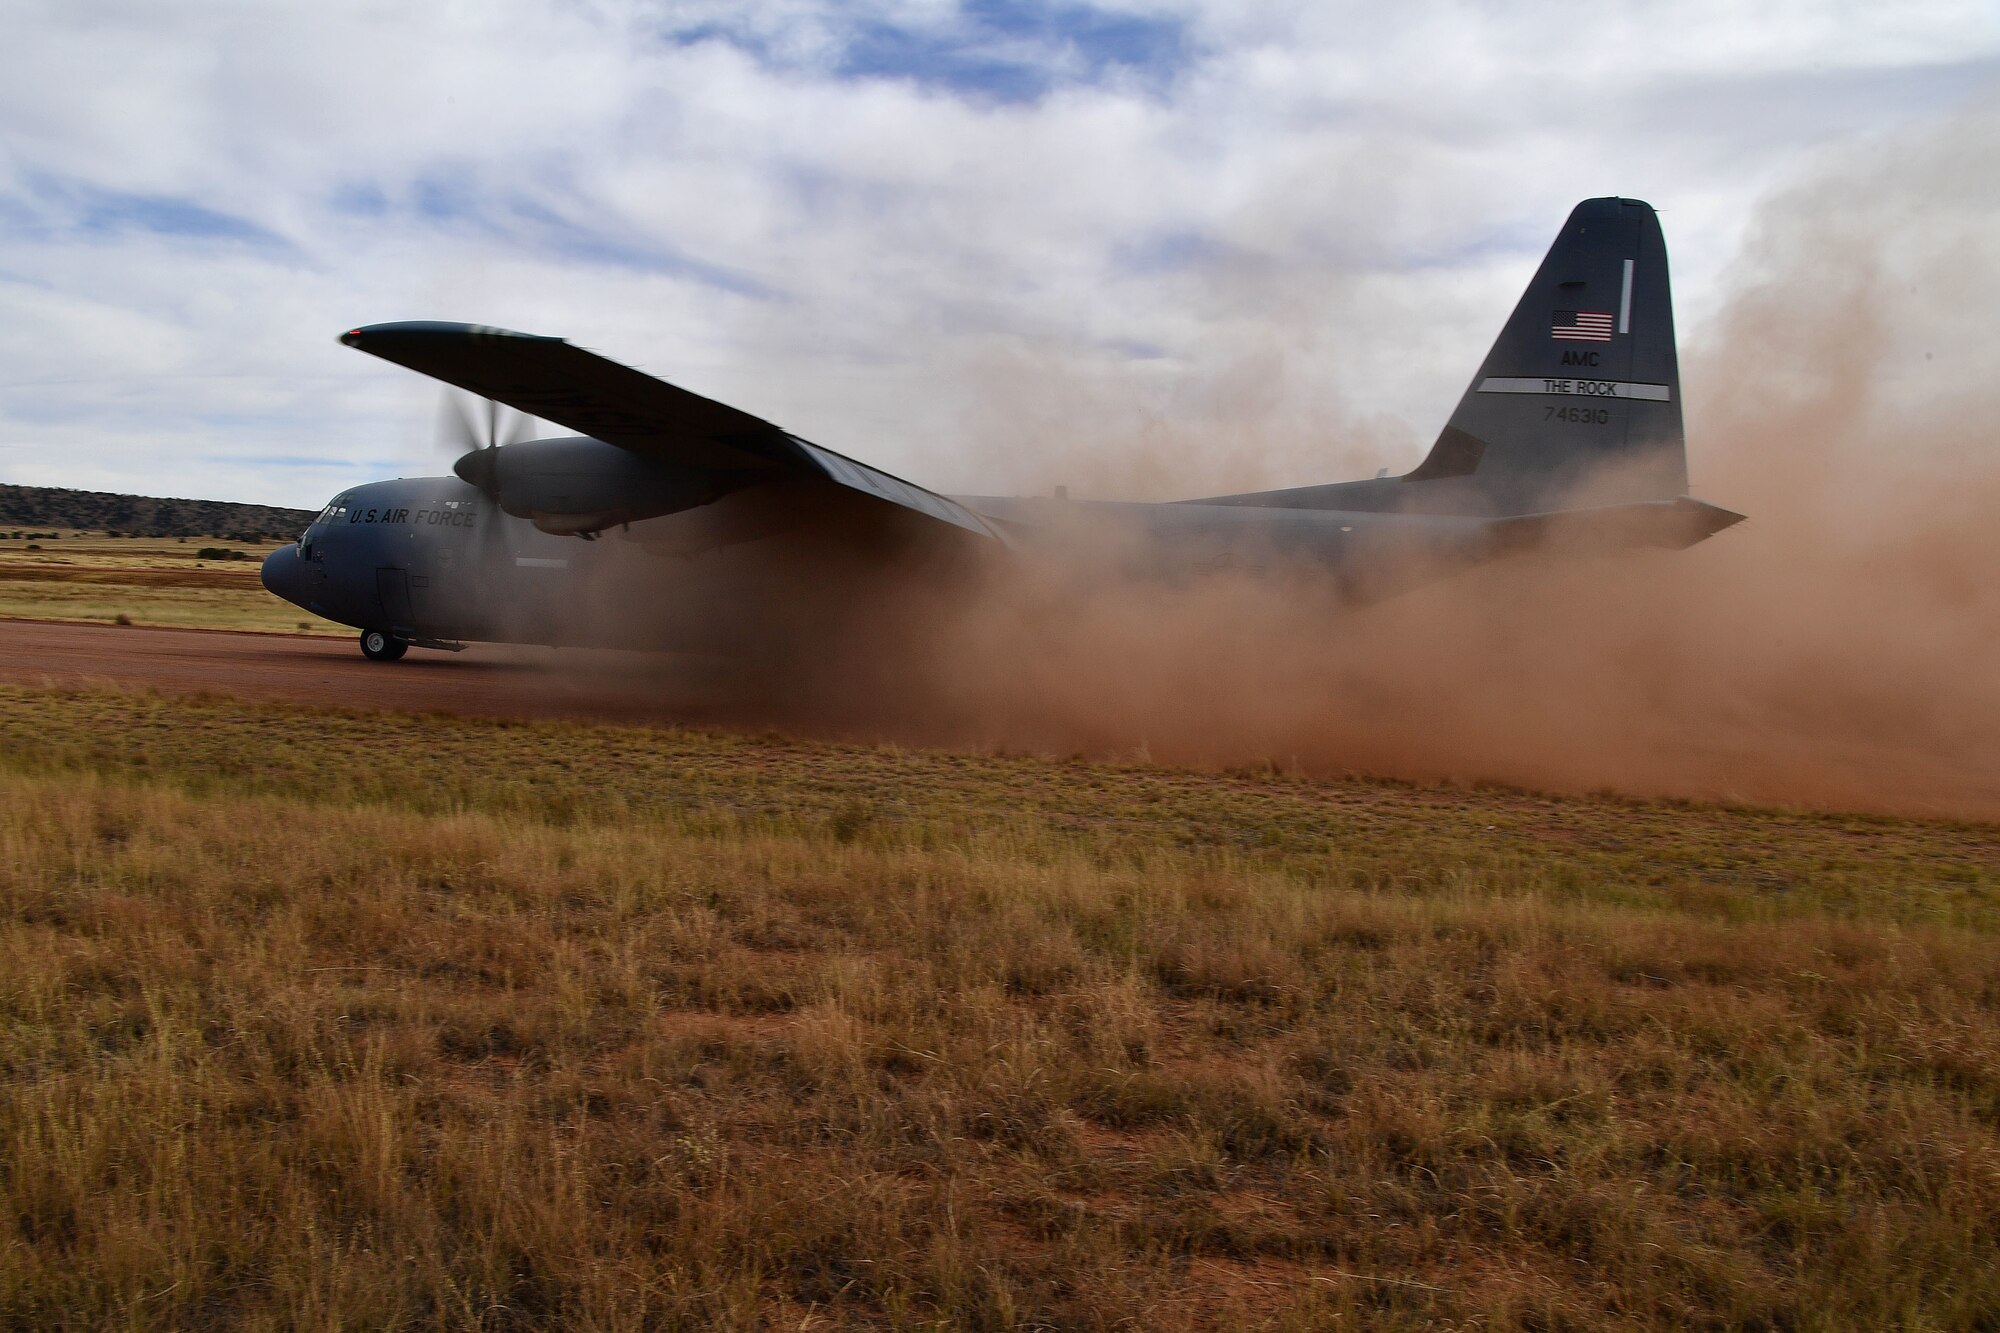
260,544,307,607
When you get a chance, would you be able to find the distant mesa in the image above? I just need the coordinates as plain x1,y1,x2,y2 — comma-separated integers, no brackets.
0,483,313,541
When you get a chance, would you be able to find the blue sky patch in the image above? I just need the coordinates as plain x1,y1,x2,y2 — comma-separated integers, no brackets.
330,171,777,298
504,198,776,299
329,182,390,217
410,171,481,222
676,1,1192,104
841,0,1189,103
80,194,274,243
9,172,290,249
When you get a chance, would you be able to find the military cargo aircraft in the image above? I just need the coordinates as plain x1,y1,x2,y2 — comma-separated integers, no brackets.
262,197,1741,661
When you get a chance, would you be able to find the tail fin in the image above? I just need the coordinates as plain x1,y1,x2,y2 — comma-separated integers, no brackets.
1407,197,1686,515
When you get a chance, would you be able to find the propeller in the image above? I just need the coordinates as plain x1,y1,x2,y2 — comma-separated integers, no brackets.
437,390,536,496
432,390,617,543
435,390,537,568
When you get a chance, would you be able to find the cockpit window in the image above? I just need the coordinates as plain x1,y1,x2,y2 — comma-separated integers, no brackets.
301,491,352,544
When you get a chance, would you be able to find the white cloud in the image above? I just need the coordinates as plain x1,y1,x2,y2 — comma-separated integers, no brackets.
0,0,1993,506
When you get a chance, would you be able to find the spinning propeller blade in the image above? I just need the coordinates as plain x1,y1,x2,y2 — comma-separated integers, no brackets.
435,390,534,563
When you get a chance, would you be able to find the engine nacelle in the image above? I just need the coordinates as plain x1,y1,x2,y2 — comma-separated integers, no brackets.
455,436,739,535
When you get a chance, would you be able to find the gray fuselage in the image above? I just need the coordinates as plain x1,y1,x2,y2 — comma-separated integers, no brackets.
259,475,1544,653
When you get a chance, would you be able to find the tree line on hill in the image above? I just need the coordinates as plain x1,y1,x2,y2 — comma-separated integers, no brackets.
0,484,315,541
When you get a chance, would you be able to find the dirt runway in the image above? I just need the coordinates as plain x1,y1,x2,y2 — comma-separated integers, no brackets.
10,616,2000,820
0,619,712,725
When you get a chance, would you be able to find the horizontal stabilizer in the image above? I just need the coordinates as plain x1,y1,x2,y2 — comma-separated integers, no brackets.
1485,497,1744,555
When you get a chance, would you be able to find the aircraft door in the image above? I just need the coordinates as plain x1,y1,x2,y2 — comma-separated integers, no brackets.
375,567,416,632
411,557,460,639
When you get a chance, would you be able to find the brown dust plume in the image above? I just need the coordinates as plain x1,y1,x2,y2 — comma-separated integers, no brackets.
707,120,2000,820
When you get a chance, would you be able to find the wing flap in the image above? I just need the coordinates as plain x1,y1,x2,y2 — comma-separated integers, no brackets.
791,438,1005,540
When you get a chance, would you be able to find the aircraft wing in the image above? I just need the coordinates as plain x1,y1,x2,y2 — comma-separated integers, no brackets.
339,321,1006,542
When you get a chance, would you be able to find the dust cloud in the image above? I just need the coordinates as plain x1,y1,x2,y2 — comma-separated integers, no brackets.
626,115,2000,819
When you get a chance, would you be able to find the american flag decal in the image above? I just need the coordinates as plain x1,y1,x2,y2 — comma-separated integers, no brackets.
1552,310,1614,342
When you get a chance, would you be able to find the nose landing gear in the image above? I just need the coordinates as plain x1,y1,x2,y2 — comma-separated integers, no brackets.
359,628,408,661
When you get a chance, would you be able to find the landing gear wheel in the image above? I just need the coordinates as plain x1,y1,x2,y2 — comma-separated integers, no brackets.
359,628,408,662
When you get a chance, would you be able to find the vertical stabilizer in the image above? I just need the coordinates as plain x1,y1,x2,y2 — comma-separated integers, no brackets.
1407,197,1686,515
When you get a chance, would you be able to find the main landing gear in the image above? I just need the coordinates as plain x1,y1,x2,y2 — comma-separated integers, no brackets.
359,628,408,662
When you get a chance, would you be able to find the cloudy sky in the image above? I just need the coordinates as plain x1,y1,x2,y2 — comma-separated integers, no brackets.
1,0,1994,508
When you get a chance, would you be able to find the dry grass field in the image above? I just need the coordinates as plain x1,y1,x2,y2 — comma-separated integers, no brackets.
2,682,1998,1328
0,532,346,635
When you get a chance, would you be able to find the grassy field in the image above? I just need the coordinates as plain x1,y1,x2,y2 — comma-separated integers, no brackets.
2,683,1997,1328
0,531,348,635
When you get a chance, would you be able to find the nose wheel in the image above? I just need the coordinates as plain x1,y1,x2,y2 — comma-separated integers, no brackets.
359,628,408,661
